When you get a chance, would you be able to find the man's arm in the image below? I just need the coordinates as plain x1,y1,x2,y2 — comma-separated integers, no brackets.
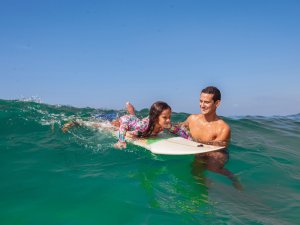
198,122,231,147
181,115,191,128
214,122,231,147
169,115,191,129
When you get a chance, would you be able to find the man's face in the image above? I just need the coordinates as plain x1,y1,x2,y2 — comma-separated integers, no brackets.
199,93,219,114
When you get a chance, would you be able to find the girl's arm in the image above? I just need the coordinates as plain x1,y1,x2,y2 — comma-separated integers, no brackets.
167,124,192,140
118,123,129,142
114,123,129,149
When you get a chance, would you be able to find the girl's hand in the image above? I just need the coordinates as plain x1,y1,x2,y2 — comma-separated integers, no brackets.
126,131,137,139
114,141,127,149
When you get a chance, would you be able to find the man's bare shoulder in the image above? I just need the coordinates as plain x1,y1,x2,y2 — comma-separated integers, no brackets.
217,118,231,131
187,114,202,122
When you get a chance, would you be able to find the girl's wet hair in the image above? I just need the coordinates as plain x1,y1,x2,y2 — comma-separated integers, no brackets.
139,101,171,138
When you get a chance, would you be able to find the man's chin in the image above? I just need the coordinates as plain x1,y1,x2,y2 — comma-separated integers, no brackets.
201,109,208,114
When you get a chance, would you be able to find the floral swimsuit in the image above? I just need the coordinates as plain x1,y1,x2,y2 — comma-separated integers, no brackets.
118,115,191,142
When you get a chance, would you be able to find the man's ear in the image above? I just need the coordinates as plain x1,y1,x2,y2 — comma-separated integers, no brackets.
215,100,221,108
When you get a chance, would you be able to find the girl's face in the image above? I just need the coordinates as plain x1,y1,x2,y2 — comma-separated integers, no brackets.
157,108,171,128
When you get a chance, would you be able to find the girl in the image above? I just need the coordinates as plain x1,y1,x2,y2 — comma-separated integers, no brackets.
113,101,191,149
62,101,191,149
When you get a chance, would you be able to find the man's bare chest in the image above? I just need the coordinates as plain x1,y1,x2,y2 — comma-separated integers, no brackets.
189,123,219,141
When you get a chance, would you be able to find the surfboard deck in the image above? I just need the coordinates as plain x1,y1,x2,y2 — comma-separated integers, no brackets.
123,133,225,155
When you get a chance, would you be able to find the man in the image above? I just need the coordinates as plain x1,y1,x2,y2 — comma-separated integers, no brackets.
182,86,241,189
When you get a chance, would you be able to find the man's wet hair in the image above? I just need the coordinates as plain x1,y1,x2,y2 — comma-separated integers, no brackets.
201,86,221,102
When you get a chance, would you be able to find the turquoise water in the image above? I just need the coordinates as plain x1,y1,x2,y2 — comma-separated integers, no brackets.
0,99,299,225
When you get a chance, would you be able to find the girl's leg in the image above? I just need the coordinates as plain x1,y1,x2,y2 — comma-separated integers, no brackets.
126,102,135,115
111,102,135,127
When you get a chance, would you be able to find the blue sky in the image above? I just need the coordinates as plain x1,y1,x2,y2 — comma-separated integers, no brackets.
1,0,299,116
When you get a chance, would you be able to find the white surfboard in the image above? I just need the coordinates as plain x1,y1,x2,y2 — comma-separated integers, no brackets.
82,120,225,155
123,133,225,155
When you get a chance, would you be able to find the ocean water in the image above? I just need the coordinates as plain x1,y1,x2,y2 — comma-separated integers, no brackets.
0,99,299,225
